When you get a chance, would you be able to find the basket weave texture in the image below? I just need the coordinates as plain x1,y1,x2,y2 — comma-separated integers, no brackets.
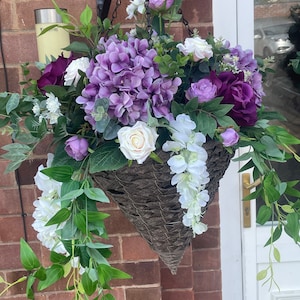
93,140,233,274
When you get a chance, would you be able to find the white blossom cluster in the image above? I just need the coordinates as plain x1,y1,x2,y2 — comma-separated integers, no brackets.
32,92,62,124
162,114,210,235
32,154,66,253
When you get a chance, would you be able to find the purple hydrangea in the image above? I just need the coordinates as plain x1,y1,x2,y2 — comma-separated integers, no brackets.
76,35,181,128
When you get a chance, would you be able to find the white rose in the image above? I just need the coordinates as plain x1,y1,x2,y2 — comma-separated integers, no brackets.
64,57,90,86
177,36,213,61
118,121,158,164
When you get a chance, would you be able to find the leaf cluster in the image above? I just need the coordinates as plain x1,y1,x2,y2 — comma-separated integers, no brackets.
19,166,130,299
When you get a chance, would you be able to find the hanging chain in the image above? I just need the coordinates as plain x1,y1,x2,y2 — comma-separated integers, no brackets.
144,0,153,41
178,8,193,37
111,0,122,24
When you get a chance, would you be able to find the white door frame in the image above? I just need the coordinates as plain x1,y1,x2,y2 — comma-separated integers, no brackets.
213,0,254,299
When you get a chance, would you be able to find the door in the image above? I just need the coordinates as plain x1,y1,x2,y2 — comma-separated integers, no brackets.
214,0,300,299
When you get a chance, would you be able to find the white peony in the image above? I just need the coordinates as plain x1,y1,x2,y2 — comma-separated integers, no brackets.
177,36,213,62
64,57,90,86
118,121,158,164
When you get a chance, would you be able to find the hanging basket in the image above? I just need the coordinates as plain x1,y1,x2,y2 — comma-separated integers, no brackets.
93,140,233,274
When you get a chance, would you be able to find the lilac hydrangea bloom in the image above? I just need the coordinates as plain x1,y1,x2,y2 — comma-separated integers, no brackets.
76,34,181,128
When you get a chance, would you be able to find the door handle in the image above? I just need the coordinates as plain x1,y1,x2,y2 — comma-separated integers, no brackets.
242,173,252,228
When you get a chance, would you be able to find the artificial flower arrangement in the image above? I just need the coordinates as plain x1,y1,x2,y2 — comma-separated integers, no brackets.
1,0,300,298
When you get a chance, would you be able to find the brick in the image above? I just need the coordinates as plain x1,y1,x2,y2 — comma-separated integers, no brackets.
5,270,27,296
20,186,37,215
126,287,161,300
161,266,193,289
181,0,212,24
0,1,15,30
104,209,137,235
192,228,220,250
0,244,24,270
192,249,221,271
17,159,46,185
0,188,22,214
0,67,20,93
47,292,76,300
107,236,122,261
111,261,161,286
122,235,158,261
0,160,17,187
193,270,222,293
202,201,220,227
194,291,222,300
0,216,24,242
162,290,194,300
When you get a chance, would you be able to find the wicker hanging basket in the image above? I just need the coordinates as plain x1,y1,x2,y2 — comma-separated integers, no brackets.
93,139,233,274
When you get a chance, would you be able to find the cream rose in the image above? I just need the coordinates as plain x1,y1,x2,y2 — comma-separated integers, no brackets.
118,121,158,164
176,36,213,62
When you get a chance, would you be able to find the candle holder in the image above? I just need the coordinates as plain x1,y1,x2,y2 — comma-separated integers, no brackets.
34,8,70,63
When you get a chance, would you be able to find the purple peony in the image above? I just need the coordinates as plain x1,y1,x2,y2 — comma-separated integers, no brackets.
65,136,89,161
76,34,181,128
220,128,239,147
186,78,217,103
210,71,258,127
149,0,174,11
37,54,74,93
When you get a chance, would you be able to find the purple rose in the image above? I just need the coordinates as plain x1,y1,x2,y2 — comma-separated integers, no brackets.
186,78,217,103
37,54,74,93
210,71,258,127
149,0,174,11
65,136,89,161
220,128,239,147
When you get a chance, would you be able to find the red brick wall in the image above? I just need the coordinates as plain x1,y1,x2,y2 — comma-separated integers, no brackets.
0,0,221,299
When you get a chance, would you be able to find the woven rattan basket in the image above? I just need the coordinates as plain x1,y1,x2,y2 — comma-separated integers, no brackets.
93,139,233,274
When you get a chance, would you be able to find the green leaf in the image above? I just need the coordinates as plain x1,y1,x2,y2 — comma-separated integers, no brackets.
2,143,31,153
87,248,109,265
256,205,272,225
37,264,64,291
6,93,20,114
102,294,115,300
99,264,131,280
26,274,36,299
60,189,84,202
82,210,110,222
89,141,128,173
273,246,281,263
45,208,71,226
74,213,87,233
257,269,268,281
20,238,41,270
284,213,300,243
264,225,282,246
80,5,93,26
281,205,295,214
41,166,74,182
34,267,47,281
50,251,70,264
64,41,90,54
84,188,110,203
86,242,112,249
82,271,97,296
196,111,217,138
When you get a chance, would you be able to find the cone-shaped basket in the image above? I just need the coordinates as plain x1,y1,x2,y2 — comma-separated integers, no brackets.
93,140,233,274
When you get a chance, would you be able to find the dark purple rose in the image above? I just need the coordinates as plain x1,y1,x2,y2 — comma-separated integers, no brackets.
65,136,89,161
37,54,74,93
210,71,258,127
186,78,217,103
220,128,239,147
